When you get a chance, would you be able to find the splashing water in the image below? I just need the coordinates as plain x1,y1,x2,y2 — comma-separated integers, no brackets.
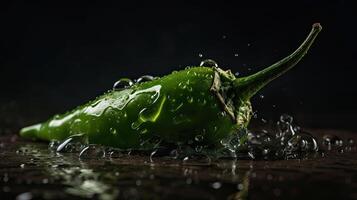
46,112,357,163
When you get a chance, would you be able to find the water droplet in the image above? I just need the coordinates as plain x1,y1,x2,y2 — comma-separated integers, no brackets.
247,150,256,159
79,145,105,159
109,150,124,158
16,192,32,200
234,53,239,57
131,120,142,130
212,182,222,189
140,129,148,134
199,59,218,68
113,78,133,90
336,139,344,146
210,103,218,109
262,149,269,155
195,145,203,152
237,183,244,190
195,135,204,142
293,125,301,132
48,140,61,150
133,95,166,129
252,111,258,119
109,127,117,135
347,138,354,146
261,118,267,123
3,173,9,182
280,114,293,124
169,149,179,159
187,96,194,103
136,75,155,83
195,98,207,106
150,149,158,162
276,120,295,140
259,94,264,99
322,135,343,147
213,126,218,132
220,111,226,117
183,156,189,161
234,72,240,76
198,53,203,58
56,134,85,152
285,132,318,153
178,82,185,89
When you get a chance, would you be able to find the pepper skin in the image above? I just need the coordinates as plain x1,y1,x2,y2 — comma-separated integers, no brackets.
20,24,322,149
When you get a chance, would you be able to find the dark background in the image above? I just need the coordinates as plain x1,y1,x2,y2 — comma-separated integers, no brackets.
1,0,356,133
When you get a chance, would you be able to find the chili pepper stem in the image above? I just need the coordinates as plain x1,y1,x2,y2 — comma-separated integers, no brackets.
233,23,322,100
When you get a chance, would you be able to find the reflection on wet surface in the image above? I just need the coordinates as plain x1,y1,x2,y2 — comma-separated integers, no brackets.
1,130,357,200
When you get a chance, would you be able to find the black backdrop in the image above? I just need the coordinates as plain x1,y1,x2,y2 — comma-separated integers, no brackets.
1,0,356,132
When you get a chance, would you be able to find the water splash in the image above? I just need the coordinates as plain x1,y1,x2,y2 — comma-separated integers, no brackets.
79,145,105,159
47,114,356,162
56,134,86,153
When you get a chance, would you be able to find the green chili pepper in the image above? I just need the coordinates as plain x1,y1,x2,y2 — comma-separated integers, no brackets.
20,23,322,149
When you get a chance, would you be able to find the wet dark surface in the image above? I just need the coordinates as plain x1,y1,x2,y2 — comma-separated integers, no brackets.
1,130,357,200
